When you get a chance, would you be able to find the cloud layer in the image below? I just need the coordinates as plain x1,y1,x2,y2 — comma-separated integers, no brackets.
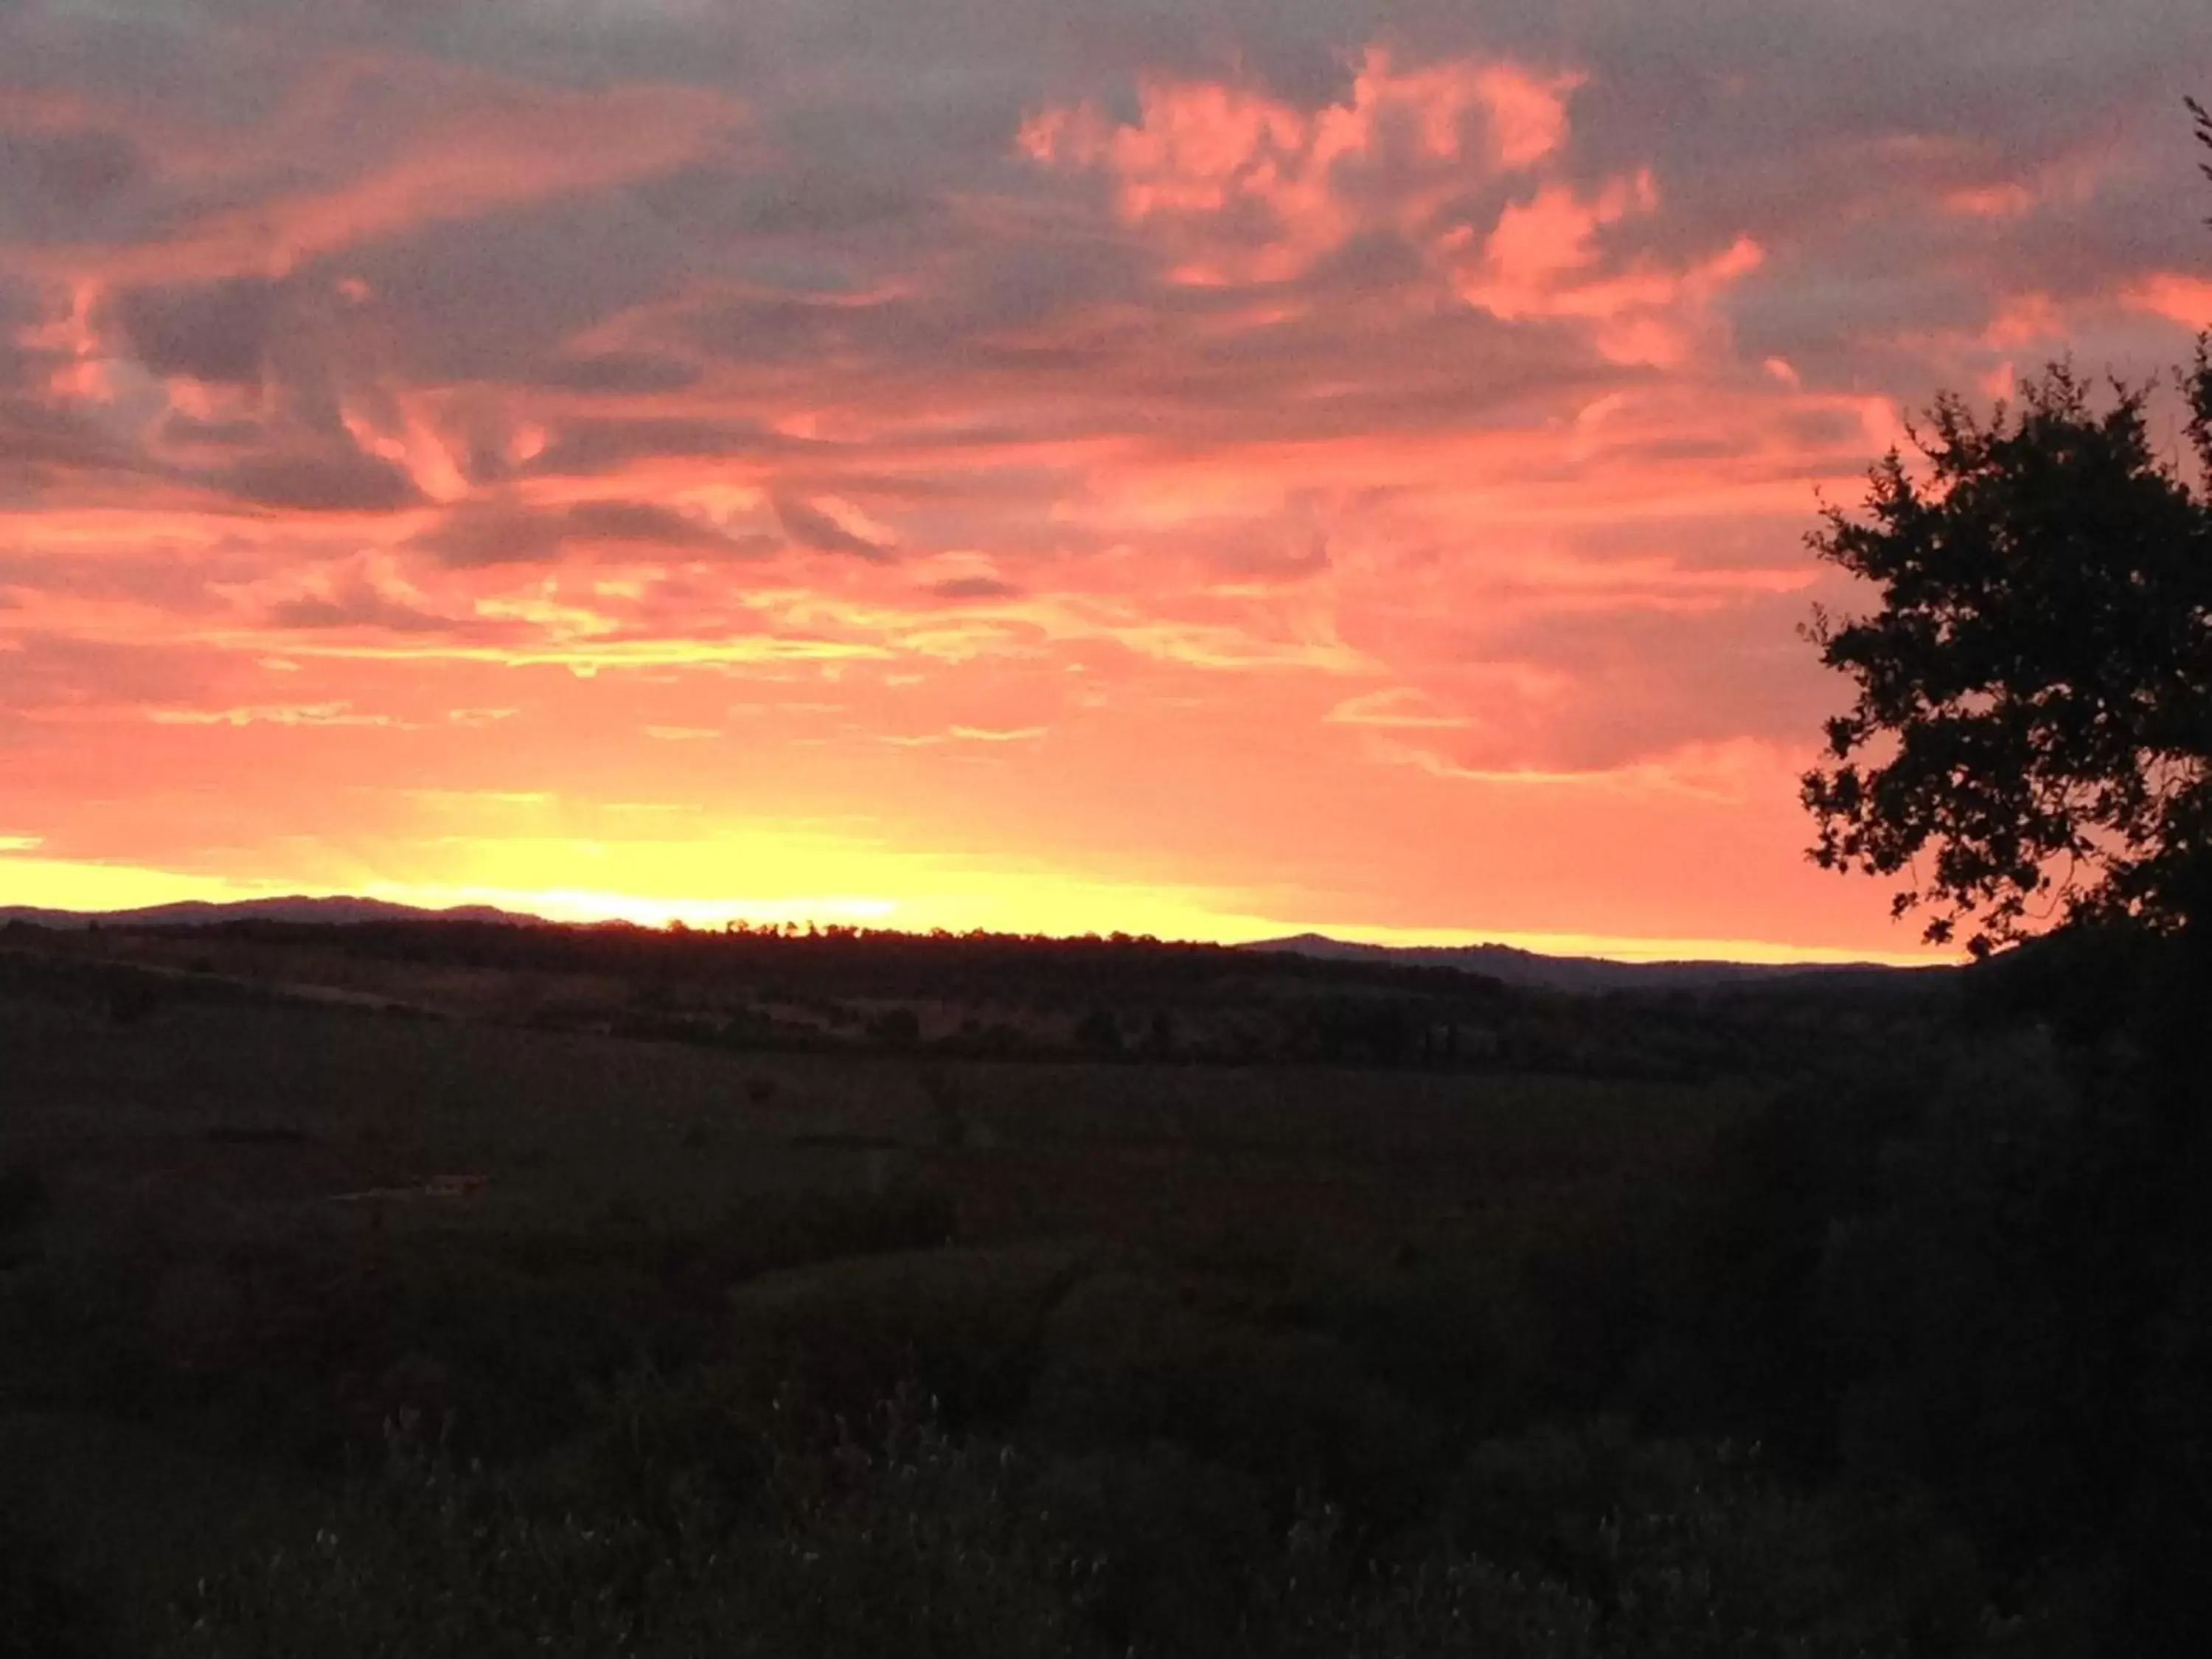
3,1,2208,952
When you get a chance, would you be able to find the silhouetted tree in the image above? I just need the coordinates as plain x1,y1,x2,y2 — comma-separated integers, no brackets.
1072,1006,1122,1056
2193,94,2212,222
1802,362,2212,953
1798,172,2212,1643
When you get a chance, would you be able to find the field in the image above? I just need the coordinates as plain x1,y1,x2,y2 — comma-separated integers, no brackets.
0,923,2059,1657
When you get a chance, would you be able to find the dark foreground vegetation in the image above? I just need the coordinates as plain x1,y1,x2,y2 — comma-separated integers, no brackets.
0,906,2204,1658
4,908,1935,1080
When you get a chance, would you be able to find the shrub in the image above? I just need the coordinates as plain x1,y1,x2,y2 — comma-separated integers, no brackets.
1031,1444,1270,1655
107,976,161,1024
0,1518,106,1659
1441,1422,1987,1658
1027,1271,1444,1540
164,1392,1093,1659
0,1157,50,1247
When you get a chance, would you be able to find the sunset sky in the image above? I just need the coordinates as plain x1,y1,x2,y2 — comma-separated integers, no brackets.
3,2,2209,959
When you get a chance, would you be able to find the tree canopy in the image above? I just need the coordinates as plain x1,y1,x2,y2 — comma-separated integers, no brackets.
1801,361,2212,953
2194,94,2212,219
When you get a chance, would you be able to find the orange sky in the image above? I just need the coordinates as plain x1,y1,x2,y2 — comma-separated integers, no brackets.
3,4,2208,960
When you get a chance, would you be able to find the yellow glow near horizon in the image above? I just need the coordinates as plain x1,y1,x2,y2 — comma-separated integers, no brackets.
0,850,1954,966
0,856,284,915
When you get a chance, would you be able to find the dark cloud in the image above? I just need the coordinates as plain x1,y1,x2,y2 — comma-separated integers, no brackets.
158,410,265,449
0,272,41,329
0,398,131,478
525,417,781,475
416,504,564,567
319,187,699,383
929,575,1022,601
0,276,59,396
210,449,422,514
268,578,453,633
773,493,891,559
565,501,745,548
534,352,703,395
107,277,281,386
416,498,778,568
683,293,853,365
0,126,146,236
354,197,690,376
740,167,926,236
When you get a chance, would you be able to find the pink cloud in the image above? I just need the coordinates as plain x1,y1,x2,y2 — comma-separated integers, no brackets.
1020,50,1580,284
2125,274,2212,330
12,56,751,291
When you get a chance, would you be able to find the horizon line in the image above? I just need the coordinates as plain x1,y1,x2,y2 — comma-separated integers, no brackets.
0,877,1958,970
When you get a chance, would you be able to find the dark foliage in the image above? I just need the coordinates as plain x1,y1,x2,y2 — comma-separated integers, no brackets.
1803,364,2212,953
0,1519,106,1659
0,1157,50,1247
2193,95,2212,220
1798,248,2212,1648
164,914,1517,1009
3,936,2197,1655
4,911,1952,1083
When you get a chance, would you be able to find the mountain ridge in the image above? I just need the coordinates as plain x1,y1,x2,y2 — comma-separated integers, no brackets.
0,894,540,931
0,896,1946,993
1239,931,1944,993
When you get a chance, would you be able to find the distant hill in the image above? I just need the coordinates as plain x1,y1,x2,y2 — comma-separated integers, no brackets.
0,898,1943,996
1240,932,1944,994
0,895,540,931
